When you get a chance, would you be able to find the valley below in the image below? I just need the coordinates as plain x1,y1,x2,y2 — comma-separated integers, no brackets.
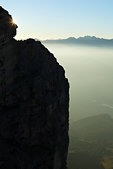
68,114,113,169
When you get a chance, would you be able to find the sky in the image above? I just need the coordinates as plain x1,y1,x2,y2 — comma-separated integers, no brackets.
1,0,113,40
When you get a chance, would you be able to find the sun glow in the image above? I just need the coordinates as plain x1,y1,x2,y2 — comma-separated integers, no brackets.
12,18,17,25
9,18,17,26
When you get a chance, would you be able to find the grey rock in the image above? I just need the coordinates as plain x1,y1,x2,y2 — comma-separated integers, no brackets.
0,7,69,169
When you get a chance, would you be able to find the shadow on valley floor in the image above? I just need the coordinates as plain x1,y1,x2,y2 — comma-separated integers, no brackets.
68,114,113,169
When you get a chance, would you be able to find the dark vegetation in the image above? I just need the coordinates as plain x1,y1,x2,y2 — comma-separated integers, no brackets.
68,114,113,169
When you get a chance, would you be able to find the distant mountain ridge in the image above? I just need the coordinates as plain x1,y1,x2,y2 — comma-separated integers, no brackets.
42,36,113,46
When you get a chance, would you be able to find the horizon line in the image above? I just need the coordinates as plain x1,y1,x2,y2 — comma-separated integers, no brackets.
40,35,113,41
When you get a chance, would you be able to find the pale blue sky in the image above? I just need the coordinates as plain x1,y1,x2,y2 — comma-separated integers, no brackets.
1,0,113,40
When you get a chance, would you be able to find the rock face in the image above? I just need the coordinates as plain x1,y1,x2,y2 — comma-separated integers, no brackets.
0,7,17,44
0,7,69,169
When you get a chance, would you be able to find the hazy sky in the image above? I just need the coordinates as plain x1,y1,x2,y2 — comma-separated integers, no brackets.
1,0,113,40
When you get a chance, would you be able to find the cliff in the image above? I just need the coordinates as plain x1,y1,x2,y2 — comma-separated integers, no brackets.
0,7,69,169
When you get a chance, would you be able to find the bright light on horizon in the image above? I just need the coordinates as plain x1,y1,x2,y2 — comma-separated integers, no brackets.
12,18,18,25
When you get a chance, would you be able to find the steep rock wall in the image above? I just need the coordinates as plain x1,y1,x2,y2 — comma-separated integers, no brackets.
0,7,69,169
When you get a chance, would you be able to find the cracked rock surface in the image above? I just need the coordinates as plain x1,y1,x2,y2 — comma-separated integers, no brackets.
0,6,69,169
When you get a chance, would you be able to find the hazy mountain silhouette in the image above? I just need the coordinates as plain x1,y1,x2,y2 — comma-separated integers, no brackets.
42,36,113,47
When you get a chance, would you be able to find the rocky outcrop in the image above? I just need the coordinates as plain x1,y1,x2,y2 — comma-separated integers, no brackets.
0,7,69,169
0,7,17,45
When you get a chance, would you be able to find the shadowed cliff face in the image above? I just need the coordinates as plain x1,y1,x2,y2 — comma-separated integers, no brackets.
0,7,17,43
0,7,69,169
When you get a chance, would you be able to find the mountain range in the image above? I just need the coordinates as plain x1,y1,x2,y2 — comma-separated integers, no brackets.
42,36,113,46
